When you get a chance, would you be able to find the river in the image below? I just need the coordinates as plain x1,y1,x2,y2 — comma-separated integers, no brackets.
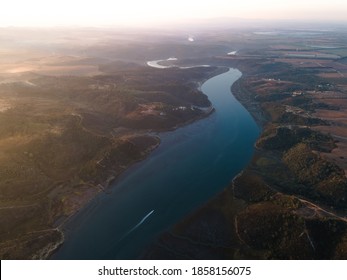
53,67,260,259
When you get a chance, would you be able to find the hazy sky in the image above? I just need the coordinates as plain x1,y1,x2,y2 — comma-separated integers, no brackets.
1,0,347,27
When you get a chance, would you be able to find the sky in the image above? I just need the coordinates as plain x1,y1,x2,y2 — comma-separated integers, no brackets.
0,0,347,27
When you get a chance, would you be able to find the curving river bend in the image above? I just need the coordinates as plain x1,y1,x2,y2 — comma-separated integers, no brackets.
53,67,260,259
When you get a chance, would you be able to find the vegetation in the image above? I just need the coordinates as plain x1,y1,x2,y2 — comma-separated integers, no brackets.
283,143,347,206
144,29,347,259
257,126,336,152
2,26,347,260
0,58,218,259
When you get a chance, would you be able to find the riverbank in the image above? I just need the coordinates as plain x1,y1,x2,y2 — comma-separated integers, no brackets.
0,61,224,259
44,66,231,259
45,135,161,259
48,67,228,259
231,79,267,129
52,67,259,260
143,57,347,259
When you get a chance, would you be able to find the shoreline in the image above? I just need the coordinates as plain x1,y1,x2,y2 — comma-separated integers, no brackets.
231,79,267,129
46,139,161,259
47,66,229,259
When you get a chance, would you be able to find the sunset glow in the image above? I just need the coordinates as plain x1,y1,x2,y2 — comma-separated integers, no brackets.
0,0,347,27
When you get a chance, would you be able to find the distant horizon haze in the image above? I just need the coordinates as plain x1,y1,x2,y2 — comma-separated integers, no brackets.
1,0,347,28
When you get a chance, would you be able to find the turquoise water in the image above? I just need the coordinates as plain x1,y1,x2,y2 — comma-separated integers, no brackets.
53,68,260,259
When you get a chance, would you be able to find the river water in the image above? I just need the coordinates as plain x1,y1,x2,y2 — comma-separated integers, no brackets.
53,68,260,259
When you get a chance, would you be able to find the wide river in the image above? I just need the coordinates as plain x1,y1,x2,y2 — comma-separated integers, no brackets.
53,68,260,259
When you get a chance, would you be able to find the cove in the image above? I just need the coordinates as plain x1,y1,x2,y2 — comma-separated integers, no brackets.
53,68,260,259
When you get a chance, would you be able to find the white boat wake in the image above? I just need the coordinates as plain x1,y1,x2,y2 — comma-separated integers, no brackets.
104,210,155,256
127,210,154,234
118,210,155,243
